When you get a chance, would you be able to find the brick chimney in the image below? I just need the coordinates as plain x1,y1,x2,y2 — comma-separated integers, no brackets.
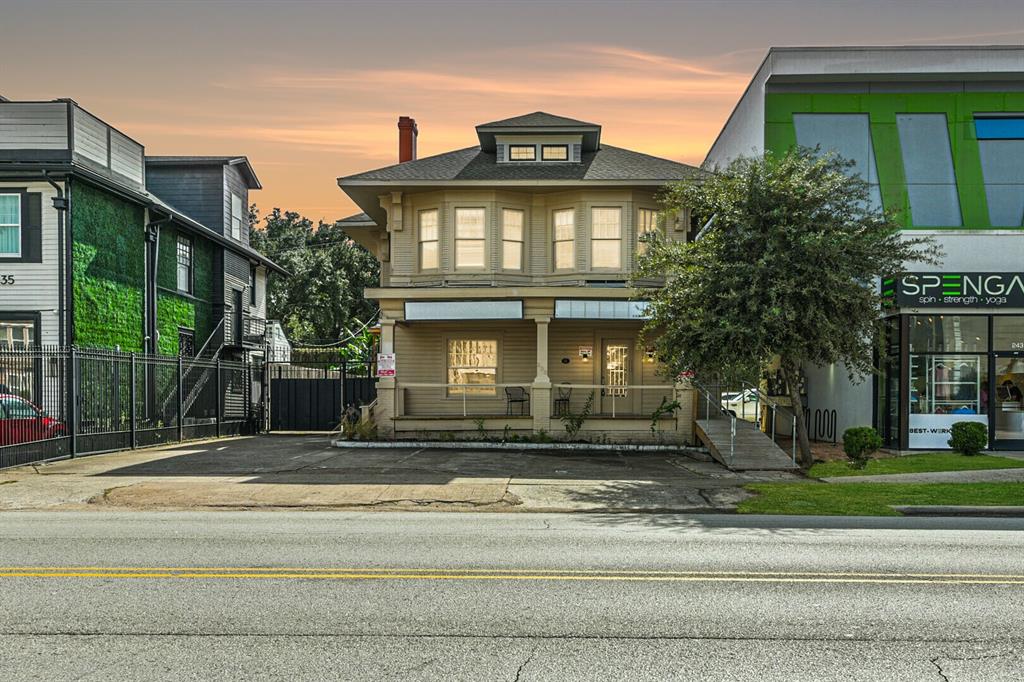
398,116,418,163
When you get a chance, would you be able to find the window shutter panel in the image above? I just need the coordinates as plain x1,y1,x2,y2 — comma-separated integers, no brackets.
22,192,43,263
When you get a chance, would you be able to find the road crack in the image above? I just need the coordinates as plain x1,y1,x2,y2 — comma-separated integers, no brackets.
930,655,949,682
513,644,537,682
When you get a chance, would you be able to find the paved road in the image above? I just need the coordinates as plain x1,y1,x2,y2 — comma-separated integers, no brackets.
0,512,1022,680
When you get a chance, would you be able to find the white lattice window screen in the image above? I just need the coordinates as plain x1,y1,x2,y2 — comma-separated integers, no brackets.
605,344,629,397
553,208,575,270
419,209,439,270
455,208,486,270
591,207,621,269
502,209,524,271
447,339,498,395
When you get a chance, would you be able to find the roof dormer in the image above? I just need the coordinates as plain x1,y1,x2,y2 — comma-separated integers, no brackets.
476,112,601,164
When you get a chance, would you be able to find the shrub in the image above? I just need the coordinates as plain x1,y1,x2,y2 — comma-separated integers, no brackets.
949,421,987,456
842,426,882,469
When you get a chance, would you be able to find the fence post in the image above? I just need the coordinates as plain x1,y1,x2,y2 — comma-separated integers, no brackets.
69,346,78,458
130,353,137,449
215,358,222,437
177,355,184,443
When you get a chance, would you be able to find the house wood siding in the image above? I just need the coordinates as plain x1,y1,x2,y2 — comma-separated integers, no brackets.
145,165,225,231
223,165,249,245
0,180,62,345
109,130,145,187
0,103,68,151
71,108,108,166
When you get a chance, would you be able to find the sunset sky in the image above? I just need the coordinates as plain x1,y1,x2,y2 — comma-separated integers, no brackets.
3,0,1024,223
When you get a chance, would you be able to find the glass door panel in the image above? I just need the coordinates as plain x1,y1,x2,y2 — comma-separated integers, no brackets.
601,341,630,414
993,355,1024,446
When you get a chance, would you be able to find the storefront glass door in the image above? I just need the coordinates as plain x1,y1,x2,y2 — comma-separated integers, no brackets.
992,354,1024,448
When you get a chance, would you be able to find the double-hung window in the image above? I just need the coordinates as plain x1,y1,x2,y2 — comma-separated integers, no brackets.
636,208,661,256
553,208,575,271
230,194,243,241
418,209,439,270
455,208,486,270
502,208,524,271
0,194,21,257
591,207,622,269
176,236,194,294
447,339,497,396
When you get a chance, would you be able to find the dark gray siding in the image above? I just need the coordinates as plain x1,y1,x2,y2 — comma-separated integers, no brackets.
223,165,249,246
145,165,225,232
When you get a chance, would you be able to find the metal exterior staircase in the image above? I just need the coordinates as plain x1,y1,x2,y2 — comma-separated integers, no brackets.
691,378,799,471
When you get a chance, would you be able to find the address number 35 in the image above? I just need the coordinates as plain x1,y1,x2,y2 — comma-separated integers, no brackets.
0,275,15,285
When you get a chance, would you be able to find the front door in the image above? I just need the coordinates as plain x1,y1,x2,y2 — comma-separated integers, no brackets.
992,354,1024,449
601,340,631,415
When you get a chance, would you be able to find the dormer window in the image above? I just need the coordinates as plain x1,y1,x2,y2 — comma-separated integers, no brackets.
542,145,569,161
508,145,536,161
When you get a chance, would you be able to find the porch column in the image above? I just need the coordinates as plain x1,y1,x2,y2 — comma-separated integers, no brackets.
375,318,397,432
532,316,552,433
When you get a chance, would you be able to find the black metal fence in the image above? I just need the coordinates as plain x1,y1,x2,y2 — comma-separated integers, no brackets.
268,358,376,431
1,346,263,470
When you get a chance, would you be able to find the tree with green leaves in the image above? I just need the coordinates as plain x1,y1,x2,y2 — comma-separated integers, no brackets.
634,149,939,468
250,207,379,346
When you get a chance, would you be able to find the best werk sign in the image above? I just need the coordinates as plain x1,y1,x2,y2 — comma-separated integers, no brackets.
885,272,1024,308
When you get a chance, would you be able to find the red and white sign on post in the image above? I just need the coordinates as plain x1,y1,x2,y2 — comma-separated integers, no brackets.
376,353,396,377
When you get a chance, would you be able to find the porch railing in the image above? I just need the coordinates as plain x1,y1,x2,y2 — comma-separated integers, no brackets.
397,383,534,418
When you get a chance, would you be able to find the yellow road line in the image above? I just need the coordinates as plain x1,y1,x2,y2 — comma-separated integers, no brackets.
0,569,1022,585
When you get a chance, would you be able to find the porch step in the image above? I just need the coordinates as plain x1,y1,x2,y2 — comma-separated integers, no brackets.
695,418,799,471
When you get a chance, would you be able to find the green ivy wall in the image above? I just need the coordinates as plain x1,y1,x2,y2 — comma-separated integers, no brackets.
71,181,146,351
764,91,1024,230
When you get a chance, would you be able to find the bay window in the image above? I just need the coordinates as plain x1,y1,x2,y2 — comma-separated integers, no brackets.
0,194,20,256
636,207,661,256
418,209,439,270
455,208,486,269
502,208,524,271
553,208,575,271
591,207,621,269
447,339,498,396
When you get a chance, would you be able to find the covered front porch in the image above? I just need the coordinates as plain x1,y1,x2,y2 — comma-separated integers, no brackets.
370,294,695,443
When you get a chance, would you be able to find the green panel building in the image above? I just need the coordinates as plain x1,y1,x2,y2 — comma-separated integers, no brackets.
706,46,1024,451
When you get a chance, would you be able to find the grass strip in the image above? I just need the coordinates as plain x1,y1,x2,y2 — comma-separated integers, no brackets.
809,453,1024,479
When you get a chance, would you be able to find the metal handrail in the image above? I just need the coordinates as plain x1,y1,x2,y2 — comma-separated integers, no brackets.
690,377,737,466
735,378,797,464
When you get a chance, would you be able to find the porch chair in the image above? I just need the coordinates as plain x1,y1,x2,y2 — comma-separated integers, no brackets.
505,386,530,416
553,383,572,416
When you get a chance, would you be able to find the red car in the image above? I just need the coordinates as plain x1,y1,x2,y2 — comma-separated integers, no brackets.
0,394,67,446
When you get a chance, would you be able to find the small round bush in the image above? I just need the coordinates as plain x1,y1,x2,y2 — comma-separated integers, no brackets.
843,426,882,469
948,421,987,456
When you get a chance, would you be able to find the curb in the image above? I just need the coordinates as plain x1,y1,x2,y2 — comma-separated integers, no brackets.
331,439,706,455
892,505,1024,517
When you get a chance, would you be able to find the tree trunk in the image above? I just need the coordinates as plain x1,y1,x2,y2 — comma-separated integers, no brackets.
780,359,814,468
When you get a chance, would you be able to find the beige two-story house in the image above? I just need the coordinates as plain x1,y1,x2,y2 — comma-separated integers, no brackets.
337,113,700,442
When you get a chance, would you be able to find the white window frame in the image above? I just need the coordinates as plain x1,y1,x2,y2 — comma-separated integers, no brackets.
446,336,499,397
0,193,22,258
454,207,487,271
501,208,525,271
230,194,243,241
590,207,622,270
176,235,194,294
552,208,575,271
418,208,439,271
636,207,662,257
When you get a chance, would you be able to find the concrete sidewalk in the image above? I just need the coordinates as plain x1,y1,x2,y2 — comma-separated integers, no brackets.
0,435,799,513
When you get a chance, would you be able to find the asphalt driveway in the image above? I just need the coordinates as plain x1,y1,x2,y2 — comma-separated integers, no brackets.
0,435,799,513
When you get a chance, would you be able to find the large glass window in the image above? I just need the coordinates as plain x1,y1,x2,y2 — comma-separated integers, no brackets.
176,236,193,294
418,209,439,270
909,315,988,353
896,114,962,227
230,194,243,240
508,145,536,161
994,316,1024,351
591,207,622,269
0,194,20,256
909,355,987,416
0,320,34,350
636,208,661,256
793,113,883,211
553,208,575,271
976,117,1024,226
455,208,486,270
502,208,524,271
447,339,497,396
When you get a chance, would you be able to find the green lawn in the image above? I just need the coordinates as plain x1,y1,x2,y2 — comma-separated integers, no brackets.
737,482,1024,516
808,452,1024,479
